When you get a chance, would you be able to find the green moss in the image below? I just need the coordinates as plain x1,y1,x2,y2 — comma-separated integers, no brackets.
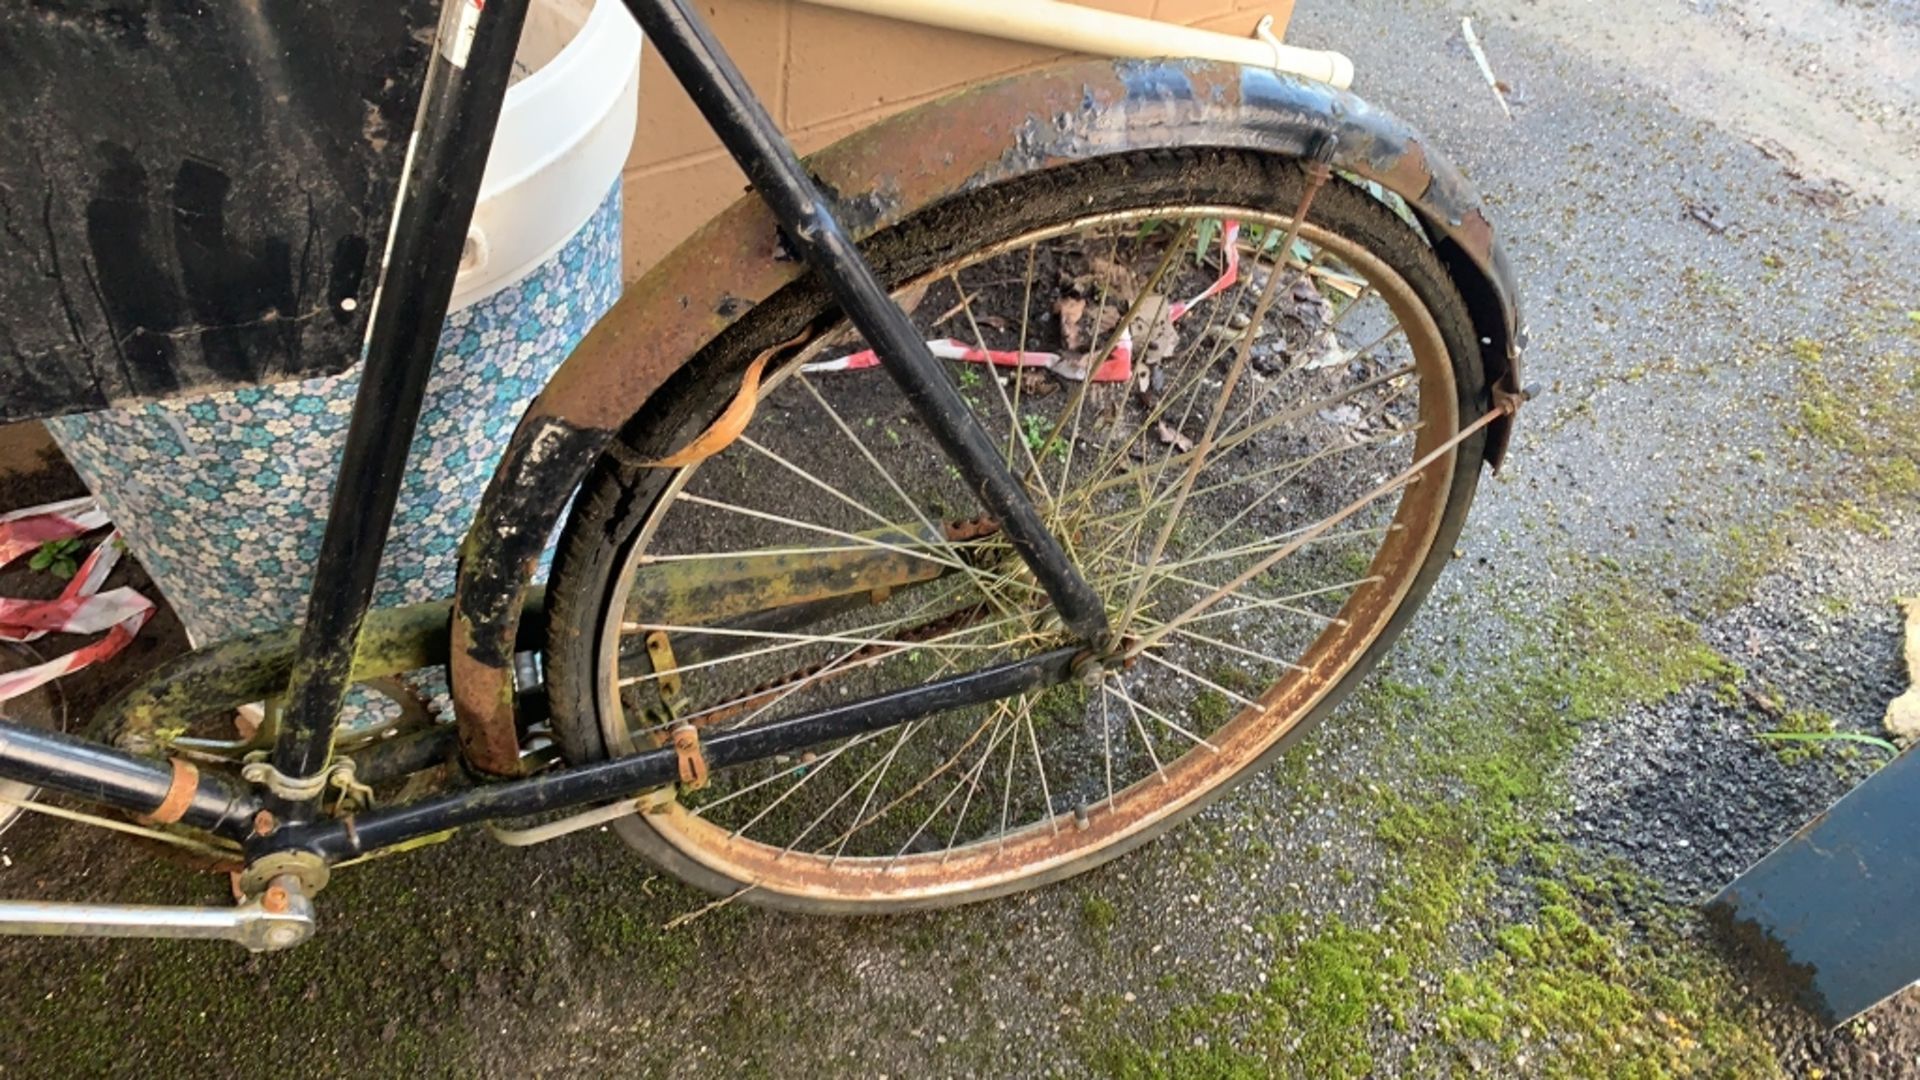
1081,893,1118,933
1335,547,1375,581
1552,589,1736,723
1027,684,1087,736
1707,522,1789,614
1765,708,1836,765
1088,577,1778,1076
1787,333,1920,524
1443,877,1775,1078
1809,500,1892,538
1191,689,1232,729
1207,662,1257,695
1496,924,1540,963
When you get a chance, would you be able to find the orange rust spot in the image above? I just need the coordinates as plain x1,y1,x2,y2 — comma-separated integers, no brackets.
141,758,199,826
1373,138,1434,202
449,622,525,778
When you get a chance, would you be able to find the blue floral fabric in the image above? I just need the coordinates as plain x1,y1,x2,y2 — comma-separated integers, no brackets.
47,183,623,647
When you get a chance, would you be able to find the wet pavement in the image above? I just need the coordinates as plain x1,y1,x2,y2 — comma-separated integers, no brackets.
1,0,1917,1075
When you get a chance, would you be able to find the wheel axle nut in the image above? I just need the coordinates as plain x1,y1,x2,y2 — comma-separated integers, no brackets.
1071,652,1106,686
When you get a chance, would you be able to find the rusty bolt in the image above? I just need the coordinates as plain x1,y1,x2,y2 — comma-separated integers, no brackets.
261,883,290,915
251,810,277,837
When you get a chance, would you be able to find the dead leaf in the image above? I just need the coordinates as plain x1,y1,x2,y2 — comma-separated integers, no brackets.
1287,277,1333,331
1018,369,1059,398
1088,254,1140,301
1748,135,1798,168
1133,364,1164,408
1128,295,1178,365
1317,403,1363,428
1054,296,1087,349
1298,331,1348,371
1682,199,1728,234
1307,265,1365,299
1789,175,1858,216
1154,421,1194,453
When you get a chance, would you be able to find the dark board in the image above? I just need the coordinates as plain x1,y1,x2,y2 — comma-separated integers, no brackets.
0,1,442,422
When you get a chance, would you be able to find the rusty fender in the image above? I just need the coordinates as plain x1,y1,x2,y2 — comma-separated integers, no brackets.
449,57,1525,775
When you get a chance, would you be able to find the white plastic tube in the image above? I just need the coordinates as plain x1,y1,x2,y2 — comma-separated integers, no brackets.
793,0,1354,89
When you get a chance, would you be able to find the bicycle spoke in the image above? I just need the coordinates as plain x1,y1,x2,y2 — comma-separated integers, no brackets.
883,703,1011,864
1022,696,1059,835
737,433,920,539
825,720,922,862
1064,363,1418,514
794,369,1045,625
1106,682,1169,781
940,699,1023,860
778,722,922,857
616,603,1031,689
727,729,880,839
1131,404,1502,656
1111,680,1221,753
671,493,973,573
949,270,1056,508
1136,649,1262,711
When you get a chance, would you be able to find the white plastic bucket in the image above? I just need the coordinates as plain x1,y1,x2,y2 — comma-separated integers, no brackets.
456,0,640,311
47,1,642,651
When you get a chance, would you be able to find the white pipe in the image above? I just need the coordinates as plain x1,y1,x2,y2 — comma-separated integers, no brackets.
794,0,1354,89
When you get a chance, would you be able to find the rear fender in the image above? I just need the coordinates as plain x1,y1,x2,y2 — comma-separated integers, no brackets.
449,57,1524,773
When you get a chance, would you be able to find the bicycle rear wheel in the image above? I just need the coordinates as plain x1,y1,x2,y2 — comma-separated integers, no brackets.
545,150,1490,912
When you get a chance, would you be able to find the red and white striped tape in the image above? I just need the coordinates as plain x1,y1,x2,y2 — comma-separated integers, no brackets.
0,496,108,566
0,498,152,706
803,220,1243,385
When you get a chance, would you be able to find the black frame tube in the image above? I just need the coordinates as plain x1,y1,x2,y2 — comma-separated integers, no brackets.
270,647,1080,862
267,0,534,822
622,0,1112,647
0,718,259,839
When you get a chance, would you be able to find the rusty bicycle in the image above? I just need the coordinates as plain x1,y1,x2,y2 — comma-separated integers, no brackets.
0,0,1522,945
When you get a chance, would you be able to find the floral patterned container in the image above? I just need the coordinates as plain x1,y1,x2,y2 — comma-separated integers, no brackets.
46,0,640,649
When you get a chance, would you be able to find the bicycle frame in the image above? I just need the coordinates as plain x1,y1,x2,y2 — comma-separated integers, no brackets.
0,0,1116,860
0,0,1524,934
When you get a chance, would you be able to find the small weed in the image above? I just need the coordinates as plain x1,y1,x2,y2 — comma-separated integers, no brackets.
1759,726,1898,762
29,538,82,580
1021,413,1065,460
1081,894,1117,933
1193,217,1220,264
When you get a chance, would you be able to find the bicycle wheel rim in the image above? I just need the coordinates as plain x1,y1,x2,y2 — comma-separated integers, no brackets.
592,204,1463,906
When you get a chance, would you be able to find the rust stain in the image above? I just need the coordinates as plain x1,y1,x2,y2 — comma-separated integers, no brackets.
450,611,523,777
